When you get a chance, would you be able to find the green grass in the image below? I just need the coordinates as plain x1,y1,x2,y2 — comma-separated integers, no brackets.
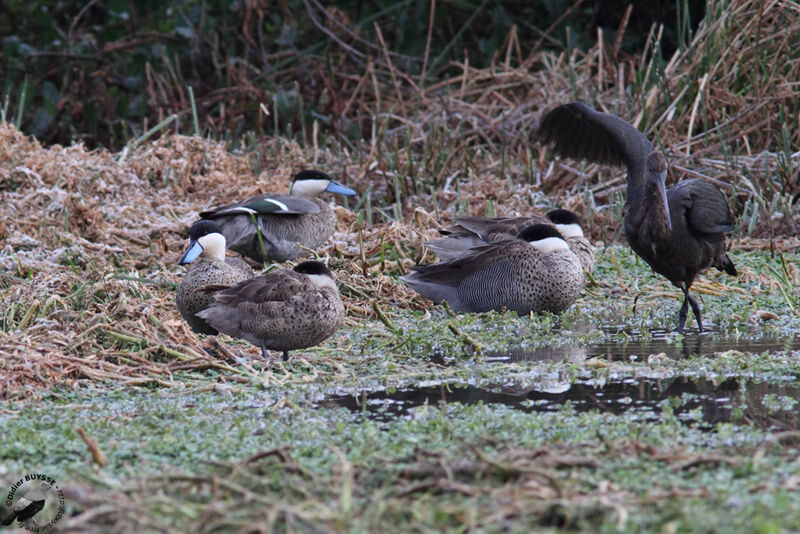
2,246,799,531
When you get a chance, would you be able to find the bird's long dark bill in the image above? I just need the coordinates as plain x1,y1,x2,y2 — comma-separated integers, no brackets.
657,179,672,231
325,180,357,196
179,239,203,264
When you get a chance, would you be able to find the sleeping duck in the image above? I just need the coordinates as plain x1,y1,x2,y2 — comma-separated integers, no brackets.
199,169,356,263
176,220,254,335
402,224,584,315
425,208,594,272
196,261,345,361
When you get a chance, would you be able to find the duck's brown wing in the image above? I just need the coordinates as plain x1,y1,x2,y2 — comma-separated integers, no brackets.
401,241,523,311
211,270,314,306
450,215,545,239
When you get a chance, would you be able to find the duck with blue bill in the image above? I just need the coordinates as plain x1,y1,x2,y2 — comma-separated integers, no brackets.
176,220,255,335
200,169,357,263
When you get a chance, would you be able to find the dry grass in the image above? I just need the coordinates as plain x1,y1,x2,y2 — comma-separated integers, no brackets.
1,0,799,400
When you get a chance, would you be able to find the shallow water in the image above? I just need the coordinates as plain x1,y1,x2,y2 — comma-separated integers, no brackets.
323,376,800,431
325,331,800,431
485,330,800,363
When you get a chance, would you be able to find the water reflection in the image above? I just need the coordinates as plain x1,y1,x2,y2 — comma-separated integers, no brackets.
324,376,800,432
485,332,800,363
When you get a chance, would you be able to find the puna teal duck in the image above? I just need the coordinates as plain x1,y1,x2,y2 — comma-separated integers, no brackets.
176,220,255,335
196,261,345,361
199,169,356,263
402,224,584,315
425,208,594,272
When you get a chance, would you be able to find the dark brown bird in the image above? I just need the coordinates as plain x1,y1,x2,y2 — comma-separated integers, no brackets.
538,101,736,333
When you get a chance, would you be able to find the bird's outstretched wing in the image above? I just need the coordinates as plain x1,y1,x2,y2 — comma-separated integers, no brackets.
538,102,654,172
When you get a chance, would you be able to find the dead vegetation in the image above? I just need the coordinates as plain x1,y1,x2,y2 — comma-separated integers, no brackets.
1,0,799,400
55,435,800,532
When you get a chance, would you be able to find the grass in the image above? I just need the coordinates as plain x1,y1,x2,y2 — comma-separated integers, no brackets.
1,1,800,529
4,384,800,532
1,247,800,531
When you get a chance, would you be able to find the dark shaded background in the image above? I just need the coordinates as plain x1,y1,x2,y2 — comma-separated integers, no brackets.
1,0,704,149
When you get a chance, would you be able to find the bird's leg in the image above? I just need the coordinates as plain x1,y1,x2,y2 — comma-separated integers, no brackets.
676,282,690,333
687,293,704,332
677,295,689,334
282,351,291,362
259,341,270,360
677,282,704,333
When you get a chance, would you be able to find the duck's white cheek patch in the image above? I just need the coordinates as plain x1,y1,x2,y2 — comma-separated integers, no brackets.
306,273,337,291
292,179,329,197
556,223,583,239
529,237,569,254
198,232,227,259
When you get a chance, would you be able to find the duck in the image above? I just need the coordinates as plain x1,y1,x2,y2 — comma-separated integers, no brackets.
199,169,357,263
401,224,584,315
538,101,737,332
196,261,345,361
425,208,595,272
176,220,254,335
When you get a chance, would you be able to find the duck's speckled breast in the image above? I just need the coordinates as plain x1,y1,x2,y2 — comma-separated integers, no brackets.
176,258,253,334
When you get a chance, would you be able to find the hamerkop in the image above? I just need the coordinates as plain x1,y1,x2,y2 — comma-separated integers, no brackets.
538,102,737,333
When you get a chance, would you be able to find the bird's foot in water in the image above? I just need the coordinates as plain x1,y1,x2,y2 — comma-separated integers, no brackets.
677,286,705,333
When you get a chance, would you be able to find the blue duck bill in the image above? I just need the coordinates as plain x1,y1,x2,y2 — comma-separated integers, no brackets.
325,181,357,196
178,240,203,264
